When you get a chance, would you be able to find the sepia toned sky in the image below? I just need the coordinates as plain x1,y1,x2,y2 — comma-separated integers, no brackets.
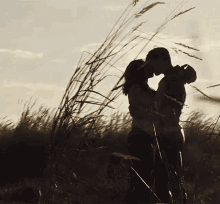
1,0,220,123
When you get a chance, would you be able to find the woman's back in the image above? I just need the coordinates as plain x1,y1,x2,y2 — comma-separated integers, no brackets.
128,82,157,136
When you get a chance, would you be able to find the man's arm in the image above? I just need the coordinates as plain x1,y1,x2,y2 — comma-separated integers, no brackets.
129,104,164,119
155,79,166,111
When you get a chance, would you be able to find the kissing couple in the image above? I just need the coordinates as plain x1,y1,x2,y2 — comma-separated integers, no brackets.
123,47,196,203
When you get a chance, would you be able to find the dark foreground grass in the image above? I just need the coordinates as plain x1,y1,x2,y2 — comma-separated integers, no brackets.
0,101,219,203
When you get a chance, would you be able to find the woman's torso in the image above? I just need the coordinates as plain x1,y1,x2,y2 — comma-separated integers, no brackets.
128,83,157,136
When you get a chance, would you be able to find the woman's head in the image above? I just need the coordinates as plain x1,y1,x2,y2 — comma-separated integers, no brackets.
123,59,154,95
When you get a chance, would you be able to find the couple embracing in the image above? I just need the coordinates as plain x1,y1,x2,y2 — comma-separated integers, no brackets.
123,47,196,203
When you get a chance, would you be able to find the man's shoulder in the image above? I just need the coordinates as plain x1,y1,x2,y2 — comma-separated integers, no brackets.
159,75,185,95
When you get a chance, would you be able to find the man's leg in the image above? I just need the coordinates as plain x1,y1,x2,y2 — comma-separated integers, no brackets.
177,150,187,204
153,129,185,203
153,142,181,203
163,147,183,202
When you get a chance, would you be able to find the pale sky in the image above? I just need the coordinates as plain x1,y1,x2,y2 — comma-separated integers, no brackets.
1,0,220,124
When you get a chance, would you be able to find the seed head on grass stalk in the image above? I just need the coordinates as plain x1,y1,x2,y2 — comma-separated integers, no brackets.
187,83,220,99
135,2,165,18
89,2,167,72
134,31,202,60
136,30,201,52
174,42,200,51
132,0,140,7
131,21,147,33
175,49,202,60
134,2,196,59
171,7,196,20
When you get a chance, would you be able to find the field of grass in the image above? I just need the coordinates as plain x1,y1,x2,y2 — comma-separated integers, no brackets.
0,1,219,203
0,100,219,203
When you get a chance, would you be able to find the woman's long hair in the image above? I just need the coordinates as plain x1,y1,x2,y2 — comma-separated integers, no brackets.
123,59,147,96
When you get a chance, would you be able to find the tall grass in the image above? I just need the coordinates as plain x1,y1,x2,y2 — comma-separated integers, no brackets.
181,111,220,203
0,99,54,203
0,100,219,203
43,1,200,202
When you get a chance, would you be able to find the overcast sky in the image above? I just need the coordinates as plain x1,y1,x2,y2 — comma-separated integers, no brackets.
1,0,220,123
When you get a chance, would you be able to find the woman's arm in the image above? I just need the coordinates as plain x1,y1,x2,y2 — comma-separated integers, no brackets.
155,75,181,110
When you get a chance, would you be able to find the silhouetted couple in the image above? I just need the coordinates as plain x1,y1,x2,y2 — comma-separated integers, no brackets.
123,47,196,203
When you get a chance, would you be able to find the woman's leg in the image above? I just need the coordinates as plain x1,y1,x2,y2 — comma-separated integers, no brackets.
126,126,153,203
154,149,170,203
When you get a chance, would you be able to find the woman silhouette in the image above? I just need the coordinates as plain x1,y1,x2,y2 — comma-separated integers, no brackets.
123,59,157,203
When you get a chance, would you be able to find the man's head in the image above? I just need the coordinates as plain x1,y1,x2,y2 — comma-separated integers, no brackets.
145,47,172,76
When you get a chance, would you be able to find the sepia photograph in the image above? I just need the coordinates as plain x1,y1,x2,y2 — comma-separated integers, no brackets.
0,0,219,203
